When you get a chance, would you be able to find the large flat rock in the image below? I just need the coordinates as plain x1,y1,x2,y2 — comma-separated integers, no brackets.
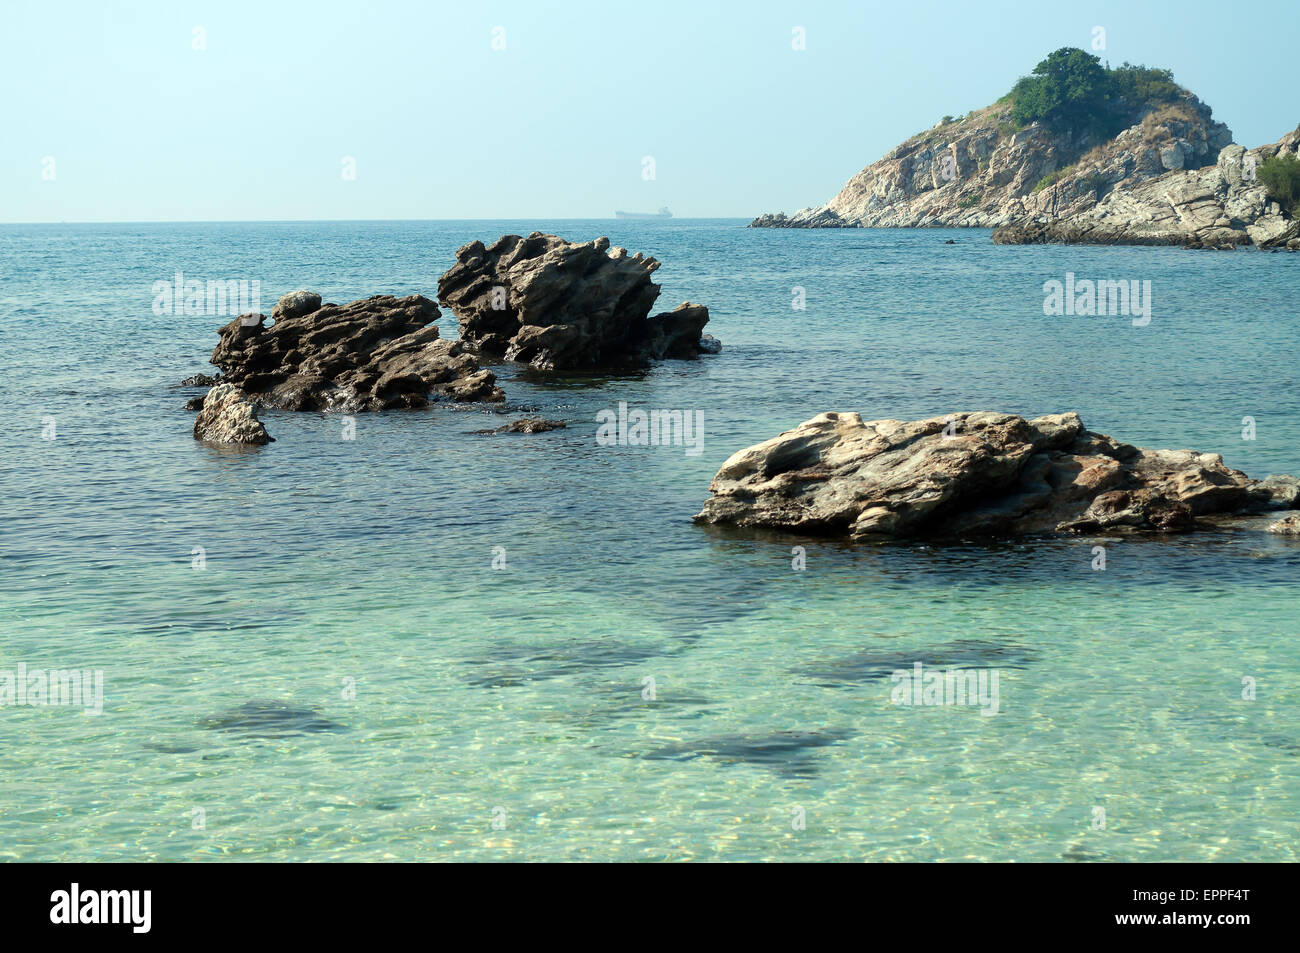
695,411,1295,539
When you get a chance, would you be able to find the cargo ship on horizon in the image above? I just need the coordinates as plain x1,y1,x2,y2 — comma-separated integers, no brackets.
614,207,672,219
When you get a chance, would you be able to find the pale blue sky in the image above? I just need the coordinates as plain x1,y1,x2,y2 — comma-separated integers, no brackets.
3,0,1296,222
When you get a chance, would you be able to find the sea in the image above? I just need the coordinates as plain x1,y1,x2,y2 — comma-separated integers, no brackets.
1,219,1297,861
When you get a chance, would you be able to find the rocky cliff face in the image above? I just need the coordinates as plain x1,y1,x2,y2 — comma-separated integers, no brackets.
992,125,1300,249
751,92,1233,230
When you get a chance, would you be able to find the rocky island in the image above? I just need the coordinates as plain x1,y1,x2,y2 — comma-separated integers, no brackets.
696,411,1298,539
752,48,1300,250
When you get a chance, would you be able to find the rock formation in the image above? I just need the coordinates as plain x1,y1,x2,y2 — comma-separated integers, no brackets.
436,233,713,370
192,383,273,445
750,90,1231,231
1268,516,1300,535
695,411,1295,539
992,126,1300,249
206,291,502,411
179,373,220,387
747,45,1300,251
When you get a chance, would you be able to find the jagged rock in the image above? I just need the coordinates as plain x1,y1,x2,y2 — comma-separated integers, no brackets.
695,411,1289,539
751,208,851,228
1260,474,1300,508
1267,515,1300,535
750,85,1231,230
207,292,503,411
179,373,220,387
436,232,712,370
472,417,567,435
993,125,1300,249
192,383,273,445
698,334,723,354
639,303,711,360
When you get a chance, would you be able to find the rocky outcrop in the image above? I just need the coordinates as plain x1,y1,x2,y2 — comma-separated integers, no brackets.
751,92,1232,230
1260,474,1300,508
695,411,1294,539
207,291,503,412
436,233,713,370
192,383,273,445
992,126,1300,249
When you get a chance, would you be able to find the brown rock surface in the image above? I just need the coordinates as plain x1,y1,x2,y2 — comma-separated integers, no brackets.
208,292,503,411
437,232,712,370
695,411,1292,538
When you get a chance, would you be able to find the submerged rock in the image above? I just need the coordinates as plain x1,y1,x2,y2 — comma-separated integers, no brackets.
199,699,346,737
643,729,853,777
695,411,1292,539
799,639,1034,686
471,417,567,435
461,638,675,689
192,383,273,445
207,291,503,412
436,232,713,369
179,372,220,387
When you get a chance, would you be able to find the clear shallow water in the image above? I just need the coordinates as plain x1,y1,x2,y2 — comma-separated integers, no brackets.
1,219,1298,861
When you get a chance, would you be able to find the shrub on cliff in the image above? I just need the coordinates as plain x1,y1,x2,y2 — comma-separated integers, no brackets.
1109,64,1180,107
1257,153,1300,217
1033,166,1076,193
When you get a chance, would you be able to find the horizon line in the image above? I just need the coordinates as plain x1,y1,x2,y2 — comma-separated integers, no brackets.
0,216,755,227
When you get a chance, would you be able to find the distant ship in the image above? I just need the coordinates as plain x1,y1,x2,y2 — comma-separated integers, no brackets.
614,207,672,219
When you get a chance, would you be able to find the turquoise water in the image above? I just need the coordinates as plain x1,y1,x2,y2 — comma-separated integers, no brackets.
1,220,1297,861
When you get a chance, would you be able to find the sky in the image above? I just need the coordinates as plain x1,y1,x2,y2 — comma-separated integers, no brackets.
3,0,1297,222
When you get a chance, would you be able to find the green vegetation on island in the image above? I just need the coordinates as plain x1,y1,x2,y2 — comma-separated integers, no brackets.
1008,48,1183,139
